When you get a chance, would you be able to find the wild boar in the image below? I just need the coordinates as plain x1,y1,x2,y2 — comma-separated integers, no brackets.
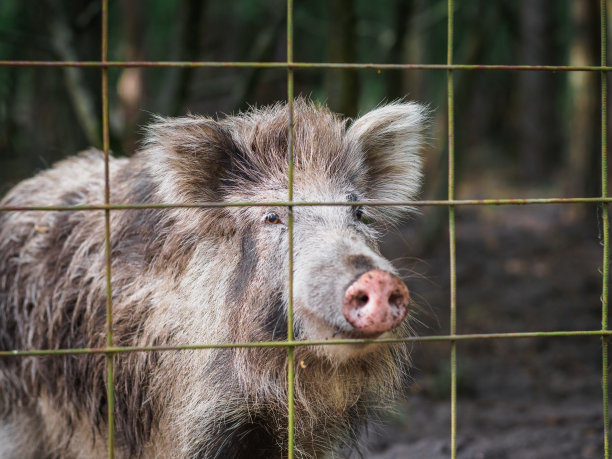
0,99,427,458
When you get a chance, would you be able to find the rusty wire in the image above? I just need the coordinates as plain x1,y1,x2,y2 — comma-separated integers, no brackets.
600,1,610,457
2,197,612,213
286,0,296,454
101,0,115,456
447,0,457,456
2,330,612,359
0,60,611,72
0,1,609,458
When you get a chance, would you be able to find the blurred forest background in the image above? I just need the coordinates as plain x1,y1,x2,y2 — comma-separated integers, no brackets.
1,2,612,457
0,0,610,203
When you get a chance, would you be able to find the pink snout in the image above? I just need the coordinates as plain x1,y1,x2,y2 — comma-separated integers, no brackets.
342,270,410,336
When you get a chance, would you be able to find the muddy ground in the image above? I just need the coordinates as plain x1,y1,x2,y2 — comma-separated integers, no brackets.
356,204,609,459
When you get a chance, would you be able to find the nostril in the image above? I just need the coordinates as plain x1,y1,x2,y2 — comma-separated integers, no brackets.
388,292,404,307
356,293,369,307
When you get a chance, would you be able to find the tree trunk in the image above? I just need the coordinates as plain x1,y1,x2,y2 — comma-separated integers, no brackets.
118,1,146,155
46,0,101,148
385,0,413,100
518,0,557,183
157,0,208,117
565,0,600,210
327,0,359,117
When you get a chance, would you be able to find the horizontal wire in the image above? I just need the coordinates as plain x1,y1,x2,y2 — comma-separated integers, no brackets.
0,197,610,212
0,61,610,72
1,330,610,358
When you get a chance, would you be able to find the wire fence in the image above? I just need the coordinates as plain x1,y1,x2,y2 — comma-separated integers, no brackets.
0,1,609,458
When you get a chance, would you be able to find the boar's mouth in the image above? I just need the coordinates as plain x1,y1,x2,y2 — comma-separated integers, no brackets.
338,328,387,340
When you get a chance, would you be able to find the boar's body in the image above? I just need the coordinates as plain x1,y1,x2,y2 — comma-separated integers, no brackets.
0,100,426,458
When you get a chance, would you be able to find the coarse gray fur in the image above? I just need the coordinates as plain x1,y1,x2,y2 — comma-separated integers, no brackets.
0,99,428,458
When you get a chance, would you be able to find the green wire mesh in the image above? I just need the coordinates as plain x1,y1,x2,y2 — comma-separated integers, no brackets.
0,1,609,458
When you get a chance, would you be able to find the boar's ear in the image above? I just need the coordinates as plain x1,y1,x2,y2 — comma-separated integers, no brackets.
345,102,428,221
144,116,254,203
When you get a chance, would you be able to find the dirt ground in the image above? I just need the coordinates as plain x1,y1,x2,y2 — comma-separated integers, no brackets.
357,204,609,459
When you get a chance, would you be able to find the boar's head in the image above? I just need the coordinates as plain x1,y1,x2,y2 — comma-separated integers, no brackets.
143,99,427,362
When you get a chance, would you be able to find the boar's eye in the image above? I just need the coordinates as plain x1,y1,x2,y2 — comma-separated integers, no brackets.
265,213,282,225
354,207,374,225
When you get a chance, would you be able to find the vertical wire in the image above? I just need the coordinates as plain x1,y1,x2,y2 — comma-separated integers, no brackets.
101,0,115,457
601,1,610,457
447,0,457,457
286,0,296,457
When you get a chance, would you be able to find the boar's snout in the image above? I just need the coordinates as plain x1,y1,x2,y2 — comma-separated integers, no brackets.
342,270,409,336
